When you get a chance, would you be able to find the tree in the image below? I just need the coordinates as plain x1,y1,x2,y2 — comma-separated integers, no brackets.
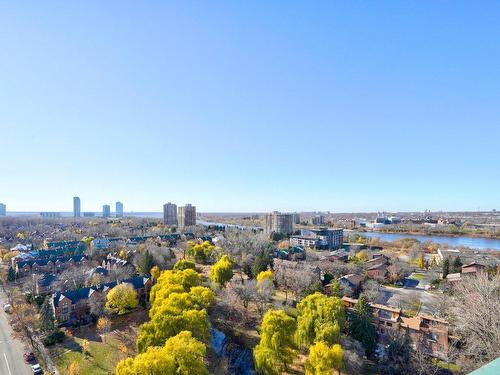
296,292,345,348
256,270,273,284
68,361,80,375
349,295,377,357
39,296,55,334
416,253,425,269
116,331,208,375
137,250,155,276
254,310,297,375
150,266,160,281
448,273,500,371
329,278,342,298
81,339,90,358
7,266,16,282
362,279,381,303
173,259,196,271
442,257,450,279
253,249,271,278
452,256,463,273
189,241,216,264
97,317,112,343
105,284,139,315
305,341,344,375
210,255,233,287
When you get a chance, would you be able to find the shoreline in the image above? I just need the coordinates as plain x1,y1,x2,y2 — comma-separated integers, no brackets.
353,229,500,241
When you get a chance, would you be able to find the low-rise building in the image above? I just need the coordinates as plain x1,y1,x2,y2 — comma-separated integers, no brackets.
290,228,343,250
51,276,152,326
342,297,449,359
16,255,87,275
366,262,388,280
461,262,486,275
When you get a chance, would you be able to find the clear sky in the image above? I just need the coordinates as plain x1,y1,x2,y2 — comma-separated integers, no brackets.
0,1,499,213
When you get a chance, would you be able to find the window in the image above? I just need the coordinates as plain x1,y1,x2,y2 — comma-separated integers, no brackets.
62,304,68,314
386,322,392,327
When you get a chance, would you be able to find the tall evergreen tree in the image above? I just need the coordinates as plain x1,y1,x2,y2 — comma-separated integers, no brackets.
138,250,155,276
349,295,377,357
442,257,450,279
39,296,55,333
7,266,16,282
453,256,463,273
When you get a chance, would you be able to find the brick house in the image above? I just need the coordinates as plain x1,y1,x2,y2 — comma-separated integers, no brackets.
328,274,363,297
342,297,449,359
16,255,87,276
51,276,152,326
366,262,388,280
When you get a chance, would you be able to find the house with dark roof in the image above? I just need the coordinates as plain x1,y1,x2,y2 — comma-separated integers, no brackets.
34,274,59,295
51,276,152,326
367,262,388,281
461,262,486,275
16,255,87,275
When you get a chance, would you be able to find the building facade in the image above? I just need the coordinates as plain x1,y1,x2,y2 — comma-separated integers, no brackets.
40,212,61,218
0,203,6,216
163,202,178,226
178,204,196,229
265,211,294,235
116,202,123,217
310,215,325,225
293,213,301,224
73,197,81,217
102,205,111,218
290,228,343,250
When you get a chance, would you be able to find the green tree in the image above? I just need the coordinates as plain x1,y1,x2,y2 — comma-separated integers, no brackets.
173,259,196,271
329,278,342,298
416,253,425,269
188,241,215,264
305,341,344,375
105,284,139,315
349,295,377,357
7,266,16,282
137,250,155,276
254,309,297,375
252,250,271,277
442,257,450,279
117,331,208,375
39,296,55,333
210,255,233,287
296,292,345,348
453,256,463,273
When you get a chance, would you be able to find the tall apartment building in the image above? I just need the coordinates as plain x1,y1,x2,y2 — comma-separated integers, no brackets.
178,204,196,229
310,215,325,225
163,202,178,226
116,202,124,217
102,205,111,218
0,203,6,216
73,197,81,217
265,211,294,235
293,213,301,224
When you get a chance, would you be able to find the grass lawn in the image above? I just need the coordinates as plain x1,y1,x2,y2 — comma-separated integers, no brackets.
54,334,125,375
412,273,426,280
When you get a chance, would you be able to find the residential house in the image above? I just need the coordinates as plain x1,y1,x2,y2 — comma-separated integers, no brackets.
321,250,348,263
342,297,449,359
51,276,152,326
337,274,363,296
366,262,388,280
34,274,59,295
461,262,486,275
16,255,87,276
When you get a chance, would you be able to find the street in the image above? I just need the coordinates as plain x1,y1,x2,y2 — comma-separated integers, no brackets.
0,292,34,375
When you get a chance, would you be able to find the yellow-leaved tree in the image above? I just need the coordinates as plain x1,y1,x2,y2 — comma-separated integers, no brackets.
116,331,208,375
305,341,344,375
105,283,138,315
210,255,233,287
256,270,273,284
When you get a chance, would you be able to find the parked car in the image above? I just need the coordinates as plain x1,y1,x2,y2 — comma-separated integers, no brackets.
31,363,43,374
3,303,12,313
24,352,35,362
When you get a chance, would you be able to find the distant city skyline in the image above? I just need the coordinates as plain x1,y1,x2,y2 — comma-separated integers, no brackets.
0,2,499,213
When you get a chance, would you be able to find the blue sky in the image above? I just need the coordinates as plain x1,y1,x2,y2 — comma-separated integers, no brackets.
0,1,499,213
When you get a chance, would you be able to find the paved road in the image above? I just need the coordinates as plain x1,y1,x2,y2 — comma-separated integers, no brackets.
0,292,34,375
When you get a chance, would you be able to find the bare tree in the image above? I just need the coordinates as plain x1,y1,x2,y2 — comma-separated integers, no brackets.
362,279,382,303
448,273,500,371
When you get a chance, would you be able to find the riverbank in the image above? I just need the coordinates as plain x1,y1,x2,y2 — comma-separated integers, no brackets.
356,228,500,240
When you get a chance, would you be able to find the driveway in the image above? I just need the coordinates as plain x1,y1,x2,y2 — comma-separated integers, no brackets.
0,291,35,375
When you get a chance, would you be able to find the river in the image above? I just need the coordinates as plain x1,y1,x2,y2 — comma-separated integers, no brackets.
351,230,500,251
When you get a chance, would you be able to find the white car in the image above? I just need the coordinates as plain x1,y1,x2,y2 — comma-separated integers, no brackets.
31,364,43,374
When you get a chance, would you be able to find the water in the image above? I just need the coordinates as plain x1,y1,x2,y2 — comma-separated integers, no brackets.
211,328,255,375
352,230,500,250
